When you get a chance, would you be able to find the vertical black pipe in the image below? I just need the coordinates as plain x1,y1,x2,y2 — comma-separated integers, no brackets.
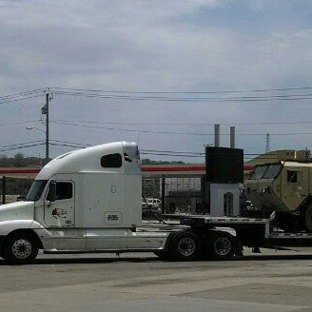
161,175,165,214
1,176,6,204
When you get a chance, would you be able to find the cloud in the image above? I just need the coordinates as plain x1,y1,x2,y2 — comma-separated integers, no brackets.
1,1,312,159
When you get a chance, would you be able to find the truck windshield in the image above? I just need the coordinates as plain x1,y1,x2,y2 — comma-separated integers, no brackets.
262,164,282,179
250,164,282,180
250,165,268,180
25,180,48,201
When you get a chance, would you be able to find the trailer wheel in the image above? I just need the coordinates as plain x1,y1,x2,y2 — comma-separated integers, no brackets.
304,206,312,232
206,231,235,260
169,231,201,261
4,232,39,265
0,251,6,260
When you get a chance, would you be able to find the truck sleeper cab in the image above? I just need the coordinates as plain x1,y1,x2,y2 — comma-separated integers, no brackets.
0,142,172,264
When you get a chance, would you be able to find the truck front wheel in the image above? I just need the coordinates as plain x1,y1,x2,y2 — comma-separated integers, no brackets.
169,231,201,261
4,232,39,264
206,231,235,260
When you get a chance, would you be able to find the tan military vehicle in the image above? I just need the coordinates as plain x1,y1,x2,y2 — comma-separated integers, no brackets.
244,150,312,232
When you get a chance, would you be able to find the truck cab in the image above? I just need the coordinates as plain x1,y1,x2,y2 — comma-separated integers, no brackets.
0,142,169,264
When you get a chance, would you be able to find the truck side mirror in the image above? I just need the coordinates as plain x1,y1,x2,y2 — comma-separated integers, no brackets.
47,181,56,202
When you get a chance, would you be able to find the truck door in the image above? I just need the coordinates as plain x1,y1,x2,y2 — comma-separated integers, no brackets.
44,181,75,228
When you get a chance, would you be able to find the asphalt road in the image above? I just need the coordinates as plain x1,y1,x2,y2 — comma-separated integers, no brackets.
1,249,312,312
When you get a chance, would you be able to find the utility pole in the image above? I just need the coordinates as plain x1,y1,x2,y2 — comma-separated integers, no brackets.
45,92,49,162
42,91,52,164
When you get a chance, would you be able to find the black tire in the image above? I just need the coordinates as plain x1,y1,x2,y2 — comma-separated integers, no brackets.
0,251,6,260
153,250,169,260
4,232,39,265
169,231,201,261
206,231,235,260
304,206,312,232
276,211,303,233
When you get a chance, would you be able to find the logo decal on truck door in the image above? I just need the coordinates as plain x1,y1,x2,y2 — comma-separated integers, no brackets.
52,207,68,218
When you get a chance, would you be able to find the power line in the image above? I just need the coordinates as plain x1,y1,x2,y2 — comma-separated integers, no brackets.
49,140,91,148
0,89,44,100
0,140,90,153
51,118,312,127
0,138,302,161
141,149,204,157
53,90,312,103
0,88,44,101
0,120,41,128
0,141,45,152
51,86,312,94
0,94,43,105
50,120,214,136
2,87,312,107
50,120,312,137
50,87,312,103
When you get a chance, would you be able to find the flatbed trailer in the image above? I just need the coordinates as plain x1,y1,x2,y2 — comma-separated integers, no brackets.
161,214,312,260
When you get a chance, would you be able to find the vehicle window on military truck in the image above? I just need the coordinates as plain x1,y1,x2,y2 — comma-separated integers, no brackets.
287,170,298,183
262,164,282,179
250,165,268,180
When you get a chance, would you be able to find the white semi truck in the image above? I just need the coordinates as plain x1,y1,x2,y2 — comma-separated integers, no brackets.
1,141,312,264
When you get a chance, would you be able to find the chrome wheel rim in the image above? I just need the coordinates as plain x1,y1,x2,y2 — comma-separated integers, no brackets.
178,237,196,257
214,237,231,256
12,239,32,259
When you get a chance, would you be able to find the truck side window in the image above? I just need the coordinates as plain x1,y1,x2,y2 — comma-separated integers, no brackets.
56,182,73,200
101,153,122,168
287,171,297,183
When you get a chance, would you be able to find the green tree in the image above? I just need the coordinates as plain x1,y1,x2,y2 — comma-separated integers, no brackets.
13,153,26,167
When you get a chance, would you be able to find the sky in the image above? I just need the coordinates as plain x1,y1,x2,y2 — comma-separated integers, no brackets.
1,0,312,163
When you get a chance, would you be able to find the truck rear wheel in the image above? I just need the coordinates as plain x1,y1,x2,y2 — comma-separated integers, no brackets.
0,251,6,260
4,232,39,265
206,231,235,260
169,231,201,261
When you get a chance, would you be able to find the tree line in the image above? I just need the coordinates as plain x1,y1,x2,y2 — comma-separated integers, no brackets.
0,154,185,196
0,153,42,168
